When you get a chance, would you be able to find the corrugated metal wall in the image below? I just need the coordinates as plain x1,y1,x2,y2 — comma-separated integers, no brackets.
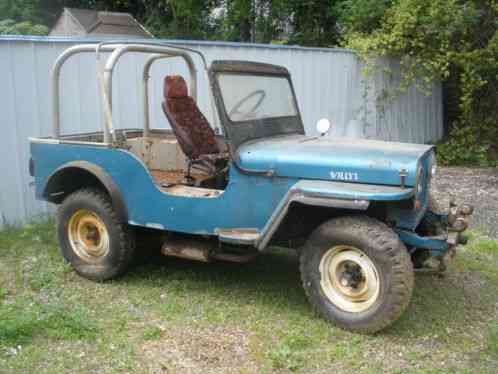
0,36,443,227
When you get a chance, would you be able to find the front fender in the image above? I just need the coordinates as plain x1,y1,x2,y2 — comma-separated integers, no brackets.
256,180,414,250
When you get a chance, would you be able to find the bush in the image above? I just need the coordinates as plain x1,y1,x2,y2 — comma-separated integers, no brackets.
343,0,498,166
0,19,49,35
436,125,492,166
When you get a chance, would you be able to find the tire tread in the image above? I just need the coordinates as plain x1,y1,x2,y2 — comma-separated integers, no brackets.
299,215,414,334
57,188,135,281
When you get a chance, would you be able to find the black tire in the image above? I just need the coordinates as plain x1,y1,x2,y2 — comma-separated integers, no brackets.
300,215,414,334
57,188,135,281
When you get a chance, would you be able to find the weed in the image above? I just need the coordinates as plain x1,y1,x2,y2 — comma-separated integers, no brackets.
470,238,498,255
269,341,303,371
0,287,7,301
0,296,98,347
488,322,498,359
268,333,313,371
142,326,162,341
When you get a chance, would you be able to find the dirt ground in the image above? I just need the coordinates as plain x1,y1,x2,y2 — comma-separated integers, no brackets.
431,167,498,238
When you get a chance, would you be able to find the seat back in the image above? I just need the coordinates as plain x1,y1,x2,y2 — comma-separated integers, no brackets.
162,75,219,160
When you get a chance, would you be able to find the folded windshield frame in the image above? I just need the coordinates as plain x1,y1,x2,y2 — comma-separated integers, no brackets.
209,60,305,156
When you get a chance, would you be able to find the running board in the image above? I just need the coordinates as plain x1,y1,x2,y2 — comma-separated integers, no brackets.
215,228,261,245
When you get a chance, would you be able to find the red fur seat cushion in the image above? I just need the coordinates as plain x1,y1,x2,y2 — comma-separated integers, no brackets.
162,75,219,160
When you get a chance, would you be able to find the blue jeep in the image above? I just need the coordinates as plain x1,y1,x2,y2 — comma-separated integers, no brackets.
29,43,473,333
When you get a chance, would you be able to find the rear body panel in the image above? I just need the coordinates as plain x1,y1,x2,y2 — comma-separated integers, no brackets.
32,142,291,235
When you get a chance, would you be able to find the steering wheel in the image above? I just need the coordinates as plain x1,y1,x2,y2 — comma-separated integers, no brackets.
228,90,266,119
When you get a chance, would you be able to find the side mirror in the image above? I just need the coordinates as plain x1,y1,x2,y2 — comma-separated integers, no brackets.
316,118,331,136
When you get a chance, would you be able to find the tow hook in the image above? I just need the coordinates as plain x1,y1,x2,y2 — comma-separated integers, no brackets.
437,199,474,274
447,198,474,246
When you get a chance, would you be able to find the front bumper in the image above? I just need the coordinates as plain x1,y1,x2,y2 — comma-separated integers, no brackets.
446,199,474,246
396,198,474,257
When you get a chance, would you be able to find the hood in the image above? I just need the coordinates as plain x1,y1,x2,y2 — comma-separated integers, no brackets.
237,135,434,187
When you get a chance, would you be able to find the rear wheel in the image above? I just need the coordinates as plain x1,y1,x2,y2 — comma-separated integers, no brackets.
57,188,135,281
300,215,414,333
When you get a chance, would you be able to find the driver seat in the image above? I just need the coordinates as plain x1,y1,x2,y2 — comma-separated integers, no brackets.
161,75,221,177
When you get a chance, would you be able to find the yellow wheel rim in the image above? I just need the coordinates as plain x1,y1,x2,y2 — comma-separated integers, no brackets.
319,245,380,313
68,209,110,262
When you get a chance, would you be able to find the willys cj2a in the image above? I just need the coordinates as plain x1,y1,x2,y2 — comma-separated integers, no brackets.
29,42,473,333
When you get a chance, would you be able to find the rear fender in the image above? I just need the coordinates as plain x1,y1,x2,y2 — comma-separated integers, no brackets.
43,161,128,223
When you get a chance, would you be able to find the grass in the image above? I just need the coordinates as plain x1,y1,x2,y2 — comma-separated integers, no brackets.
0,221,497,373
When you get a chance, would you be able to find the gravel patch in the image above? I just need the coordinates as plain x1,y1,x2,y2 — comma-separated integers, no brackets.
431,167,498,238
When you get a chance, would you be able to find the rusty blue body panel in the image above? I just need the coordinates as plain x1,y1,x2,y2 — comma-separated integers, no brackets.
32,142,292,234
31,135,433,244
238,135,434,187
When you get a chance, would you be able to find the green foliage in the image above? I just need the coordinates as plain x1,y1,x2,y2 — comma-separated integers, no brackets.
221,0,254,41
344,0,498,166
466,233,498,254
0,0,346,45
269,334,312,371
0,0,43,24
0,19,48,35
0,0,57,35
0,296,98,346
142,326,162,340
334,0,393,34
437,124,494,166
142,0,220,39
286,0,341,46
489,322,498,358
0,287,7,301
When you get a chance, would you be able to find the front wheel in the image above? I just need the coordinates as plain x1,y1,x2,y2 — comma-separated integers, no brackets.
57,188,135,281
300,216,414,333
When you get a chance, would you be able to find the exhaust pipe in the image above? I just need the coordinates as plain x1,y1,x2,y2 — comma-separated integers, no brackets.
160,237,258,263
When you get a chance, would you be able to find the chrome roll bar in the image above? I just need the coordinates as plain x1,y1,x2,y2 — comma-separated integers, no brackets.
51,44,120,141
142,54,175,138
51,42,205,144
104,45,197,141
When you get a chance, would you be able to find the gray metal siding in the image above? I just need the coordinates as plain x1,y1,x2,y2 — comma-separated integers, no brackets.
0,36,443,226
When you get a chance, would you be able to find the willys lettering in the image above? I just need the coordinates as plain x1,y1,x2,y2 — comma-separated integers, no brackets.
330,170,359,181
